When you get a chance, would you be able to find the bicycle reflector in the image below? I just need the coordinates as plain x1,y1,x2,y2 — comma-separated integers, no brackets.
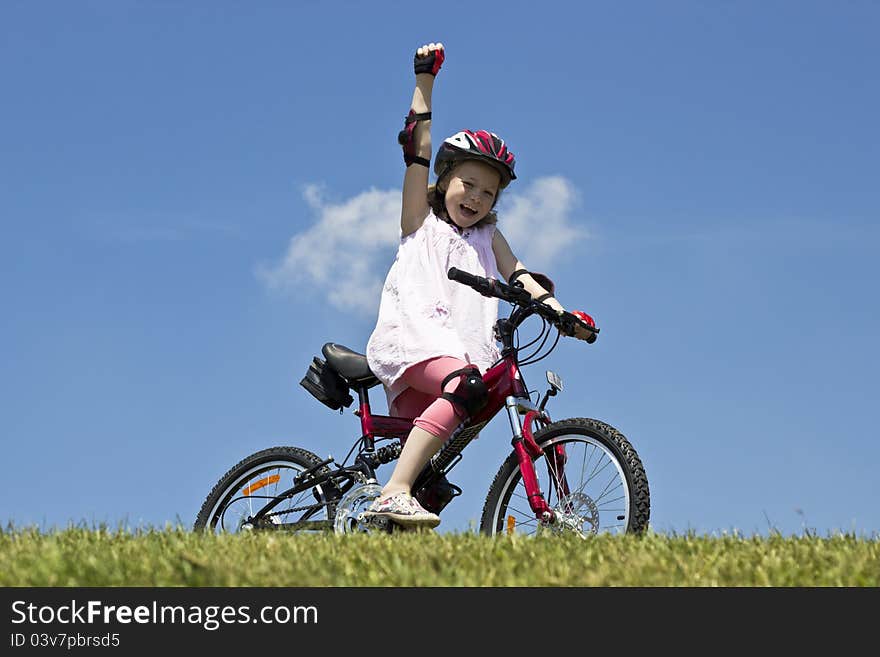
242,475,280,496
506,515,516,535
546,370,563,393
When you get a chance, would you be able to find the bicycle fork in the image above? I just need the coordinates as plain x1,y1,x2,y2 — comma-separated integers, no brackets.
505,396,569,526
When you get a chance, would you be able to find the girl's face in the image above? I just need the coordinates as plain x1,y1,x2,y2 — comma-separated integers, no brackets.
442,160,501,228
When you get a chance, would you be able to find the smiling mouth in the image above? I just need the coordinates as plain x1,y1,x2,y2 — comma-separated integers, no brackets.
460,204,478,218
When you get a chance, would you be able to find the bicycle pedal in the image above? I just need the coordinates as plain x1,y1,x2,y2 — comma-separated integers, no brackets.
360,514,396,534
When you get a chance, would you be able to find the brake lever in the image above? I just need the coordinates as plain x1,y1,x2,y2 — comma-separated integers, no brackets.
487,278,531,304
505,283,532,304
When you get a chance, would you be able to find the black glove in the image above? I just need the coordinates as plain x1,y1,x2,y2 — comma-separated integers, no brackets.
414,47,445,76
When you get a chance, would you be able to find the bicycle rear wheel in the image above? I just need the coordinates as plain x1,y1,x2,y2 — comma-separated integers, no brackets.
194,446,333,533
479,418,650,537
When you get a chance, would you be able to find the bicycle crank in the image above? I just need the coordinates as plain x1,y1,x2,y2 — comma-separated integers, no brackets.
333,482,386,534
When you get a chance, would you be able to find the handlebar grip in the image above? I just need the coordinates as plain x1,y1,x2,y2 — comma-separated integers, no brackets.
447,267,480,286
449,267,514,301
448,267,487,293
557,310,600,344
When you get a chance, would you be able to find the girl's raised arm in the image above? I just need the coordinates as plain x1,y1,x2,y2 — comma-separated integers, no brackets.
399,43,444,237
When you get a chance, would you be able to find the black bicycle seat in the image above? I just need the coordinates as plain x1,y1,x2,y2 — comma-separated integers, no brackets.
322,343,381,387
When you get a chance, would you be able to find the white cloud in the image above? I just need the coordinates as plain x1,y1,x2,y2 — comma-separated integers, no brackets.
257,177,587,316
256,185,401,315
496,176,588,267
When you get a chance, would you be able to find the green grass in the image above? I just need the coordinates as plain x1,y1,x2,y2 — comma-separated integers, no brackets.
2,526,877,586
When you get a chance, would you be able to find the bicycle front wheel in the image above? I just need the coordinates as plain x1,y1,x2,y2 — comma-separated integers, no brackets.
194,446,334,534
479,418,650,537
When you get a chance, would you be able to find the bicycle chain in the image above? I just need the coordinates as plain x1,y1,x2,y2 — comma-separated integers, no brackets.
264,502,329,518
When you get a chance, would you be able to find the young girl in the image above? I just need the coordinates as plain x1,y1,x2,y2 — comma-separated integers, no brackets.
364,42,596,528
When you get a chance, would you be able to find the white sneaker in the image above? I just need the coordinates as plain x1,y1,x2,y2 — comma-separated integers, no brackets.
363,492,441,528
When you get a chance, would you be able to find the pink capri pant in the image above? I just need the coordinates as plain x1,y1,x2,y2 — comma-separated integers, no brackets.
388,356,475,442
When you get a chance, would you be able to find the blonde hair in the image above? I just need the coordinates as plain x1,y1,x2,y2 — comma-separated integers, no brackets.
426,165,502,227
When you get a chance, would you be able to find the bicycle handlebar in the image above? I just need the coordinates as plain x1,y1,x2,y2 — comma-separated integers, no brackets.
447,267,599,342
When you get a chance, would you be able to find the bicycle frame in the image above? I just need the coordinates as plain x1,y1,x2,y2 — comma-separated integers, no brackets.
356,349,564,525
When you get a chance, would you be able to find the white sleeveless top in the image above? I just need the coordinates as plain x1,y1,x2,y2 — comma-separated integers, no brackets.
366,211,502,409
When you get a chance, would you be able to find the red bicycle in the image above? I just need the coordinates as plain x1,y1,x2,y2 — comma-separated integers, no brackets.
194,268,650,537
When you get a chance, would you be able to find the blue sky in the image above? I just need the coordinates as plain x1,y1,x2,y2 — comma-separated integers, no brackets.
2,1,878,537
